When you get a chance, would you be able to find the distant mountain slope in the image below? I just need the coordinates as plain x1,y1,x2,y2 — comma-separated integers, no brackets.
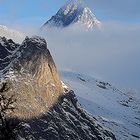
61,71,140,140
42,0,101,30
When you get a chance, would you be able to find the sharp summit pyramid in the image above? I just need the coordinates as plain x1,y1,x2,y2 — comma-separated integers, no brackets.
42,0,101,30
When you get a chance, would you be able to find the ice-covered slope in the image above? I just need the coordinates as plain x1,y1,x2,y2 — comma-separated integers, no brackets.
0,25,25,43
61,71,140,140
42,0,101,30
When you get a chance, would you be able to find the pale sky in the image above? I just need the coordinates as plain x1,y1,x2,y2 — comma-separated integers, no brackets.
0,0,140,27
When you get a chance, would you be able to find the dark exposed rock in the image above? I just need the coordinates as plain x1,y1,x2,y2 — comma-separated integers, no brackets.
15,91,116,140
0,37,19,71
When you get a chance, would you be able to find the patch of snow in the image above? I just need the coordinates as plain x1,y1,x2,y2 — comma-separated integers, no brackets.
61,70,140,140
61,81,69,90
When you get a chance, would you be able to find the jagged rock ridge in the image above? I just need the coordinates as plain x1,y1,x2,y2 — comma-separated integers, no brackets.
0,37,19,72
42,0,101,30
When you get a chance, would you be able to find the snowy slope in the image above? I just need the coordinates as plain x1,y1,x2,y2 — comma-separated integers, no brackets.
42,0,101,30
61,71,140,140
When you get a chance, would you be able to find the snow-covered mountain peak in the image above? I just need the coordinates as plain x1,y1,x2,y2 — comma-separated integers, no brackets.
62,0,85,15
42,0,101,30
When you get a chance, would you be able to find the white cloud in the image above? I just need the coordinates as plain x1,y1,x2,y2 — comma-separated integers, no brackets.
41,23,140,92
1,21,139,92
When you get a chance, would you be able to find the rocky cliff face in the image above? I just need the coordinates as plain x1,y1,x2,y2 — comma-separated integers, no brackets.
0,36,63,119
0,36,115,140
